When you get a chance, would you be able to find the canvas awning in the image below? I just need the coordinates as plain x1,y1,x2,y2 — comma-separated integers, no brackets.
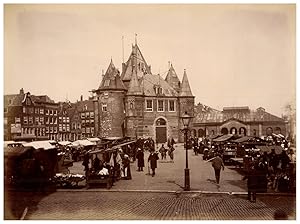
256,145,284,154
4,146,31,157
213,134,234,142
86,137,100,142
23,141,56,150
58,141,72,146
112,140,136,149
71,139,96,147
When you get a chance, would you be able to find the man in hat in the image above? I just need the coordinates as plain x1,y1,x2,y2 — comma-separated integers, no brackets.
211,153,225,184
136,148,145,171
148,150,159,177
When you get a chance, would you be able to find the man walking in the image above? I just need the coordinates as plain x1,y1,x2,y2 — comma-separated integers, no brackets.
211,153,225,184
136,148,144,171
148,150,159,177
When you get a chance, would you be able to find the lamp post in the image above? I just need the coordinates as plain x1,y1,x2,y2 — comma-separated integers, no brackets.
181,111,193,191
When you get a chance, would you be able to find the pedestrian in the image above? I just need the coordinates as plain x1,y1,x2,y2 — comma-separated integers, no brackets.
168,145,175,161
92,154,101,172
136,148,144,171
159,144,167,160
243,163,260,202
211,153,225,184
82,151,90,174
148,150,159,177
279,150,290,172
122,154,131,180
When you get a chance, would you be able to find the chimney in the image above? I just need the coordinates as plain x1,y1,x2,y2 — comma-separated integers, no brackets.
20,88,24,95
80,95,83,101
122,63,126,74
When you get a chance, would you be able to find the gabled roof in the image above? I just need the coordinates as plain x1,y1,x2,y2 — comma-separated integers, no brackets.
98,59,126,91
165,64,180,92
121,44,151,81
4,94,25,107
140,74,178,97
75,99,94,112
179,70,193,97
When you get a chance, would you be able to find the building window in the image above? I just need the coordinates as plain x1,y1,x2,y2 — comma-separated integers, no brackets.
50,127,53,133
15,117,21,123
145,100,153,112
23,107,26,113
54,110,57,116
54,127,57,133
63,117,66,123
104,92,109,98
66,124,70,132
130,103,133,109
82,128,86,133
90,112,94,118
169,100,175,112
104,80,110,87
29,117,33,124
29,108,34,114
46,127,49,134
62,124,66,131
59,124,62,132
90,119,94,125
54,118,57,124
66,117,70,123
102,104,107,112
81,113,85,119
91,127,94,134
72,123,76,129
35,117,39,125
86,127,90,133
40,117,44,125
4,108,8,113
157,100,164,112
40,109,44,114
86,112,89,118
59,117,62,123
45,109,49,115
23,116,28,124
50,110,53,115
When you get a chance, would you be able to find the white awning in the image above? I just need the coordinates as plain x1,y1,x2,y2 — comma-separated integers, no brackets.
71,139,96,147
23,141,56,150
58,141,72,146
86,137,100,142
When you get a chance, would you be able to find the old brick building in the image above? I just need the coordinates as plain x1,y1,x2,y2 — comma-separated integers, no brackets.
92,43,195,143
4,89,59,141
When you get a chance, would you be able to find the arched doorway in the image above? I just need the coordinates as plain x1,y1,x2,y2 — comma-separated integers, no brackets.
221,128,228,135
198,129,205,138
239,127,246,136
155,118,167,143
230,127,237,135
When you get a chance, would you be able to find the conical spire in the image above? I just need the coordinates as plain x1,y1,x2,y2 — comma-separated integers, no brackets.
179,69,193,97
165,63,180,92
127,69,142,95
121,43,151,81
98,59,126,91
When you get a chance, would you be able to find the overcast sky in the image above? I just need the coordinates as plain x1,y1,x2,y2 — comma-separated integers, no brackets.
4,4,295,116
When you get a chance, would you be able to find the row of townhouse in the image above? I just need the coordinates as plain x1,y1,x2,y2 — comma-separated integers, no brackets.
4,88,95,141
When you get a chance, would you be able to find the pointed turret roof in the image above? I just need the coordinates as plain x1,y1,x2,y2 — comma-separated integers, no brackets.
179,69,193,97
121,44,151,82
127,69,142,95
165,64,180,92
98,59,126,91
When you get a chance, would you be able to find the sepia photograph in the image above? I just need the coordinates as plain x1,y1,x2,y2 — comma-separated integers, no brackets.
2,2,297,220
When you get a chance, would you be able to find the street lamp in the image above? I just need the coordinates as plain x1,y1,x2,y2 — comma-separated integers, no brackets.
181,111,193,191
